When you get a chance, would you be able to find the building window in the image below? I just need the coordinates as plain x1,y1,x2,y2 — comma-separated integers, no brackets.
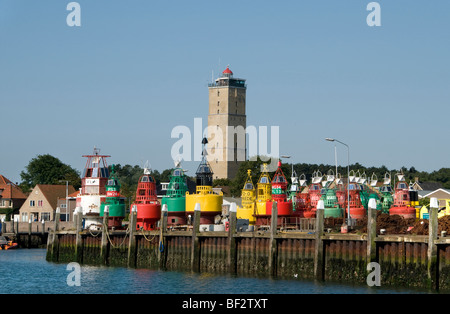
21,212,28,222
0,200,5,207
41,212,51,221
217,110,219,114
218,101,220,106
38,200,43,207
217,91,220,96
60,204,67,209
30,200,35,207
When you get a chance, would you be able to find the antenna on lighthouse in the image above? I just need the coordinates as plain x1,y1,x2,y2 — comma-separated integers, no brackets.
143,160,151,175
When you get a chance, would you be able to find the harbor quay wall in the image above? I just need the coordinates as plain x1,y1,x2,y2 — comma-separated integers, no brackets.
44,207,450,291
0,221,68,248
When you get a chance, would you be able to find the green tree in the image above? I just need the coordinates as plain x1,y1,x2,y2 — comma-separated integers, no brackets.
20,154,81,192
213,178,232,187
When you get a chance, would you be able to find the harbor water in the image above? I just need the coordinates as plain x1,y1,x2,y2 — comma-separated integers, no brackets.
0,249,431,294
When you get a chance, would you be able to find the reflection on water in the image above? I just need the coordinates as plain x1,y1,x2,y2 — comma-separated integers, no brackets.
0,249,431,294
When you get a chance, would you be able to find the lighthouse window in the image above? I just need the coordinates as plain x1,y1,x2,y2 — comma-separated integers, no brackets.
174,170,181,176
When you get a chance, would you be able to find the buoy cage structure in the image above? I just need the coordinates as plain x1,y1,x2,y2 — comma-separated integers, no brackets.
133,167,161,231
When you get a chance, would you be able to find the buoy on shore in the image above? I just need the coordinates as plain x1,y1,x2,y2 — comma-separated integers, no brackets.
132,164,161,231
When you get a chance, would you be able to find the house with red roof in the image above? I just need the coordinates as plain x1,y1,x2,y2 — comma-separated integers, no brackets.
0,174,28,220
19,184,75,222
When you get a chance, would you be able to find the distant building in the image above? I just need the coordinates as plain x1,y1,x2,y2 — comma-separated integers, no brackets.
19,184,75,222
0,175,27,220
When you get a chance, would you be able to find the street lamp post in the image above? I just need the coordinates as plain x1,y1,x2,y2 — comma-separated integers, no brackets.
325,138,351,227
59,180,69,222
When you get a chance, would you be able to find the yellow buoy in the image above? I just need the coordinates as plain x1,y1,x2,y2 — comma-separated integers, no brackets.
255,163,272,216
185,138,223,224
237,170,256,225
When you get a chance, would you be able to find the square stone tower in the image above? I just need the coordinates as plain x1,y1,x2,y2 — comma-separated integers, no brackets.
207,66,247,180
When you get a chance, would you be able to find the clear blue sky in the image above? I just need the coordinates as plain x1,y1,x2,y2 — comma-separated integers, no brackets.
1,0,449,183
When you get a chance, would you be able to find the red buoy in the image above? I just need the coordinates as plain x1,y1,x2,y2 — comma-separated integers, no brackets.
266,160,293,217
389,175,416,219
132,168,161,231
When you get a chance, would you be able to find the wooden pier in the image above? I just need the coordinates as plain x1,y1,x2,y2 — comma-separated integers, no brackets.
1,220,60,248
41,203,450,291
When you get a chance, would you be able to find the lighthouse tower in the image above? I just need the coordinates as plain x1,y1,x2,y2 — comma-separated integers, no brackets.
207,66,247,180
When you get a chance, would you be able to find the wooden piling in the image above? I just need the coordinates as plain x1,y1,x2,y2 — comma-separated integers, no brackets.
227,203,237,273
191,203,201,272
428,198,439,290
49,209,61,261
268,202,278,276
367,200,377,264
27,219,32,248
314,200,325,281
75,211,83,264
158,205,168,269
127,207,137,268
101,207,109,265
